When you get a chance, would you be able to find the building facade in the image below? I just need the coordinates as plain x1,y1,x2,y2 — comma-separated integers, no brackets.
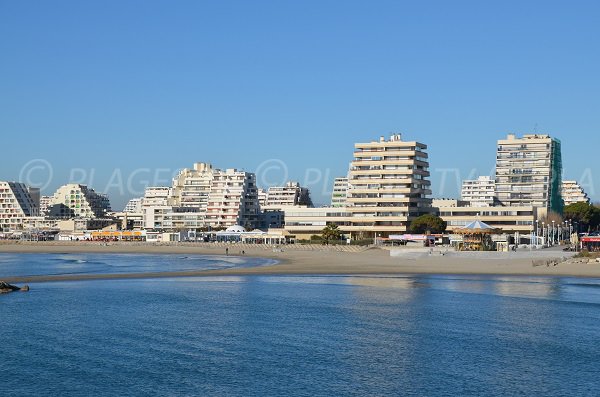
461,176,496,207
48,184,111,219
39,195,53,216
346,134,433,238
282,206,352,240
561,180,589,206
205,169,260,230
0,181,40,231
123,198,143,213
330,177,349,207
265,181,312,207
170,162,214,210
433,199,538,234
495,134,562,213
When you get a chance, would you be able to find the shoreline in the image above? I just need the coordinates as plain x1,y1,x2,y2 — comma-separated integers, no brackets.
1,241,600,282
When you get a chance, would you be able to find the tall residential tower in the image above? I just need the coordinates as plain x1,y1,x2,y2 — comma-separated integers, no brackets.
346,134,432,238
495,134,562,213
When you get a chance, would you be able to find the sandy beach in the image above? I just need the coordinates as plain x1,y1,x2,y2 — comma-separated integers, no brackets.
0,241,599,283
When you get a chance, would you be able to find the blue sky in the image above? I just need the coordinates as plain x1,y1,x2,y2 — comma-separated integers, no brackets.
1,0,599,210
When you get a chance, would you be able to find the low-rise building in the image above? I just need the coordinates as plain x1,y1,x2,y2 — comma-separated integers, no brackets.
282,206,352,240
433,199,539,234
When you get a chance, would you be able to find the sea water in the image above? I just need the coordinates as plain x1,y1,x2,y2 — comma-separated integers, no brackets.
1,253,599,396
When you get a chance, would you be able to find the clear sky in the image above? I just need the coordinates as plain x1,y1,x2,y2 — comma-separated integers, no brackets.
1,0,599,210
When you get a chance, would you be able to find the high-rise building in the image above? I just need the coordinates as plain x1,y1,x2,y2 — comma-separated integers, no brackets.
495,134,562,213
48,184,111,219
0,181,40,231
170,162,214,210
265,181,312,207
346,134,433,238
206,169,260,229
461,176,496,207
330,177,349,207
562,180,590,206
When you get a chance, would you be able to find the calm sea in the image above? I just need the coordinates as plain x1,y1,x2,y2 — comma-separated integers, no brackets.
1,253,599,396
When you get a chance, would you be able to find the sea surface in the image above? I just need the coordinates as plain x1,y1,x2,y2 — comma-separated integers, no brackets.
1,253,600,396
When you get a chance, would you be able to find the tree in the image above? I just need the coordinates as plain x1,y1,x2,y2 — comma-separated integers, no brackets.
564,202,600,232
409,214,447,234
538,210,564,225
321,223,342,245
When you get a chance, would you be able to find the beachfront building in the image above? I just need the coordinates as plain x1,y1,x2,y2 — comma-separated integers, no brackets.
47,184,111,219
433,199,538,235
170,162,214,210
346,133,433,239
0,181,40,231
461,176,496,207
142,187,172,207
205,169,260,230
495,134,563,213
39,195,53,216
282,206,352,241
562,180,589,206
123,198,143,213
265,181,312,207
331,177,349,207
141,187,173,230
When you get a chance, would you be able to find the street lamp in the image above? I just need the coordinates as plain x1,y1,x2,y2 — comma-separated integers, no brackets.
542,221,546,247
552,220,555,246
535,220,540,245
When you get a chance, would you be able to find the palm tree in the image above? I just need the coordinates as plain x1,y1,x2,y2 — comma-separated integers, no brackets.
321,223,341,245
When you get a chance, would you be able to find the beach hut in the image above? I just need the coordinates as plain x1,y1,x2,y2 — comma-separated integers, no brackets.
454,220,500,251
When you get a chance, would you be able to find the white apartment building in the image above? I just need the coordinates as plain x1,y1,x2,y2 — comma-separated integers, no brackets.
123,198,143,213
346,134,433,238
170,162,214,210
562,180,590,206
495,134,563,212
265,181,312,207
330,177,349,207
0,181,40,231
142,186,172,207
48,184,111,219
141,165,261,231
206,169,260,229
141,187,173,230
461,176,496,207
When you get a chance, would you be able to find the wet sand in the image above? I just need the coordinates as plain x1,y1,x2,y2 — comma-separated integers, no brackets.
1,241,599,283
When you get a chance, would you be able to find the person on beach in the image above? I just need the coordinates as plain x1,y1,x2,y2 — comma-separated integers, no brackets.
225,248,229,256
